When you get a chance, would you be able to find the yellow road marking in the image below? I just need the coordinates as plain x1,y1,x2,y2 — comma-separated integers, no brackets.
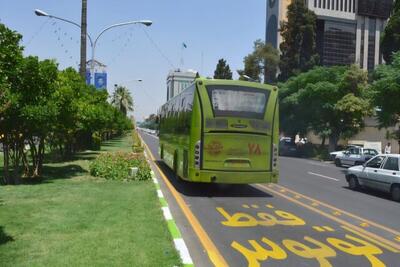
258,184,400,252
360,222,370,228
395,236,400,242
323,226,335,232
251,204,259,209
242,204,250,209
139,134,229,267
273,184,400,238
341,226,399,253
313,226,325,232
266,204,274,209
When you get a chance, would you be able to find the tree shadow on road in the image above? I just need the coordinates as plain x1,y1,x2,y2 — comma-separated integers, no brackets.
155,161,273,198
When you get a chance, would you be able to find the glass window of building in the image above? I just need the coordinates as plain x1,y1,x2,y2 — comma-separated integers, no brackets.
322,20,356,66
368,18,376,71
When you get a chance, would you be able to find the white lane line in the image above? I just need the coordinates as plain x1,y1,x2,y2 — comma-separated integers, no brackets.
174,238,194,265
141,131,159,140
307,172,340,181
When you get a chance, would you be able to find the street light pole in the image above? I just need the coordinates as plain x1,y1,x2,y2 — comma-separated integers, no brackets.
34,8,152,85
80,0,87,79
89,20,152,85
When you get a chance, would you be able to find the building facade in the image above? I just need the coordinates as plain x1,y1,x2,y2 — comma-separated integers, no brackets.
166,69,197,101
266,0,393,71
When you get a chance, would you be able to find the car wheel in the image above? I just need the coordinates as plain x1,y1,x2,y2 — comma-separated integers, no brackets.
391,185,400,202
348,175,359,190
335,158,342,167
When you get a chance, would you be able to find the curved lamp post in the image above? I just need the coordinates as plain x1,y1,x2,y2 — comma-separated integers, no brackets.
34,9,152,84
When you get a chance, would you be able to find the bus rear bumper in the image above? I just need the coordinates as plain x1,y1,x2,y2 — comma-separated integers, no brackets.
188,169,278,184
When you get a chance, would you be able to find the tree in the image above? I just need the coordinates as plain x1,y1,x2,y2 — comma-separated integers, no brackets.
0,23,24,184
280,65,372,151
238,40,280,83
279,0,319,81
371,52,400,152
213,58,233,79
381,0,400,63
111,86,134,116
238,53,261,82
254,41,280,84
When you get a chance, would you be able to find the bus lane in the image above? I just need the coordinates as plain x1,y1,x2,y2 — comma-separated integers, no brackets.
140,131,399,266
195,193,400,267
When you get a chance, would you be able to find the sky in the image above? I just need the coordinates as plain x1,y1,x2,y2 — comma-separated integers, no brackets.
0,0,267,121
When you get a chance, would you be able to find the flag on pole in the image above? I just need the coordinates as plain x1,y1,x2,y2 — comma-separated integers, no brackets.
182,42,187,49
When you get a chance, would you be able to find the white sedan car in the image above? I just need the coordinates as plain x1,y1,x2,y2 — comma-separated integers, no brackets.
346,154,400,201
335,146,378,167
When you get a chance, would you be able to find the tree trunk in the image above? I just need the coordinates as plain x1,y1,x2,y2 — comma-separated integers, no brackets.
328,134,339,152
33,138,45,177
11,143,22,185
321,136,326,147
3,141,10,184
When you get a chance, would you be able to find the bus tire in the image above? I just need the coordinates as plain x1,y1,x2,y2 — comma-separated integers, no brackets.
160,145,164,159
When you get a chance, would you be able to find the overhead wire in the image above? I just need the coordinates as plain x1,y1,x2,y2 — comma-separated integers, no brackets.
24,17,51,47
142,28,176,69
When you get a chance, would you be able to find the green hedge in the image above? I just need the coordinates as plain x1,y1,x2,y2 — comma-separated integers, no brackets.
89,152,151,181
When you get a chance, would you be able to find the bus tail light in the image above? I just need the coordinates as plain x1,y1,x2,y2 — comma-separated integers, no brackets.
194,140,201,169
272,143,278,169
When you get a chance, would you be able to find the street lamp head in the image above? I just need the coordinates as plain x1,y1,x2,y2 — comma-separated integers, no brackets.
139,20,153,27
34,9,49,17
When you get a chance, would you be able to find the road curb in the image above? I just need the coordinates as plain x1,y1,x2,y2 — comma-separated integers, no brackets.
144,150,194,267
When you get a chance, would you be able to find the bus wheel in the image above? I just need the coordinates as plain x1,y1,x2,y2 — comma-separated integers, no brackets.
160,145,164,159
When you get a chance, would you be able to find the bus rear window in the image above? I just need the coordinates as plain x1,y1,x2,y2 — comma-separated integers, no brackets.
206,85,269,119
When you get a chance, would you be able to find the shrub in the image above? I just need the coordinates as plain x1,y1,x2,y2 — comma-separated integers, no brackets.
89,152,151,181
132,130,145,153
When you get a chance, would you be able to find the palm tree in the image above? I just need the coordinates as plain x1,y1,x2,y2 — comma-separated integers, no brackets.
111,86,134,116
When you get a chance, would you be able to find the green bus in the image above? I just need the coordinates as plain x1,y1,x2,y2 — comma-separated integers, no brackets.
158,78,279,184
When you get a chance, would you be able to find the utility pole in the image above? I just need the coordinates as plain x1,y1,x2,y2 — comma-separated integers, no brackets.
79,0,87,79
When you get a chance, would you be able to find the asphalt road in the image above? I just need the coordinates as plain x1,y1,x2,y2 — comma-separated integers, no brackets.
139,131,400,267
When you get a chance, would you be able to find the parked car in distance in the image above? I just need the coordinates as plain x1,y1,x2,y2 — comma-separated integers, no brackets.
346,154,400,201
279,137,299,157
335,146,378,167
329,145,357,160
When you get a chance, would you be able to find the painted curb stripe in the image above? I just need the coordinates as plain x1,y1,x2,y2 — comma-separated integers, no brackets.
174,238,194,265
168,220,181,239
146,153,194,265
157,189,164,198
162,207,173,220
159,198,168,207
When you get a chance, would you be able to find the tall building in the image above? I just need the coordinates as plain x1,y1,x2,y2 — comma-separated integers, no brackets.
266,0,393,71
166,69,197,101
